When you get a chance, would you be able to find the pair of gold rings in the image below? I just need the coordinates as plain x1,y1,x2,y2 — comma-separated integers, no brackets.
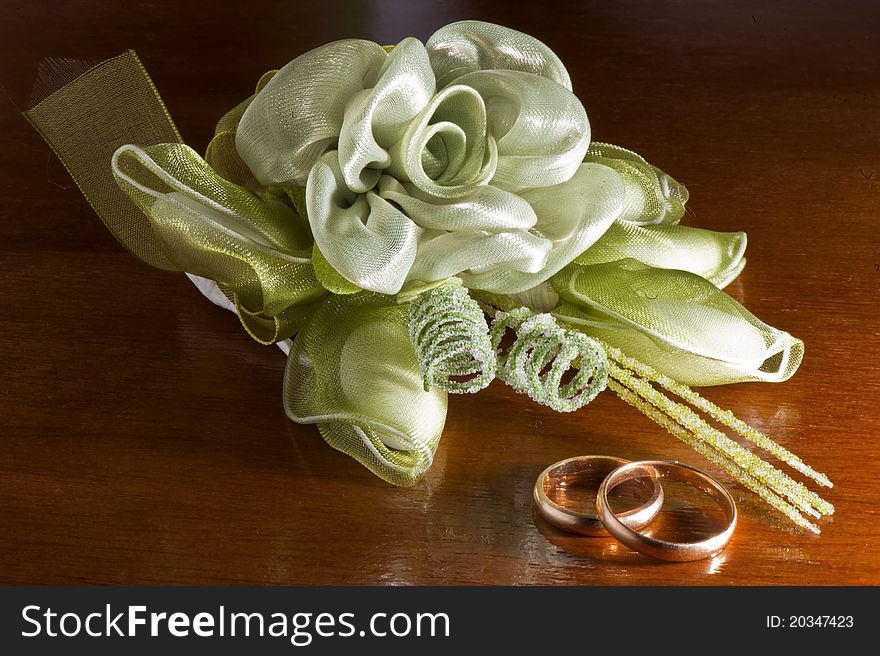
533,455,737,562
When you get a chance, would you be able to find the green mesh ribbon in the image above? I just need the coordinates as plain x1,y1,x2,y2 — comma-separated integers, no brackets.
284,293,447,486
111,142,324,343
583,142,688,226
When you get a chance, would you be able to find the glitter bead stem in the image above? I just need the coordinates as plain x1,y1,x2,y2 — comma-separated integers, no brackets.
609,362,833,519
604,344,832,489
609,380,821,534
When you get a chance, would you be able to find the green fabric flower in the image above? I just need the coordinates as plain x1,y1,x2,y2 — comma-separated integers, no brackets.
235,21,622,295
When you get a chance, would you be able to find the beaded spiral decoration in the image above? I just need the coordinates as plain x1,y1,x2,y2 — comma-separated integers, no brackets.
408,283,496,393
490,307,609,413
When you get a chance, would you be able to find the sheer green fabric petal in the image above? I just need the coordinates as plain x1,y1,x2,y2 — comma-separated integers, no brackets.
284,294,447,485
385,82,496,199
338,37,435,193
584,142,688,225
460,162,626,293
236,39,388,187
408,229,551,284
459,69,590,191
551,259,803,385
575,220,747,288
306,151,422,295
378,176,537,233
426,20,572,90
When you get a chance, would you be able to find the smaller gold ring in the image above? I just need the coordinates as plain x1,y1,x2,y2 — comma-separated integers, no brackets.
533,455,664,536
597,460,737,561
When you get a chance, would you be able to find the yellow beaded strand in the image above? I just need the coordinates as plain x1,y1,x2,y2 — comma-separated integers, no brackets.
605,344,832,488
604,348,834,533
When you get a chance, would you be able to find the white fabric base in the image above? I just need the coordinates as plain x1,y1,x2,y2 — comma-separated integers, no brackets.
185,273,292,355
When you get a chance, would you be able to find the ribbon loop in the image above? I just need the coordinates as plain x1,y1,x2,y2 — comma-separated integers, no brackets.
112,142,324,342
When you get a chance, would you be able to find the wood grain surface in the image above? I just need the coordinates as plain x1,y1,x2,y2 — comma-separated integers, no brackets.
1,0,878,585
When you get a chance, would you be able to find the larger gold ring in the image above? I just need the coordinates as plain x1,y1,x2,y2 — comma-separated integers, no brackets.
597,460,737,561
533,455,664,536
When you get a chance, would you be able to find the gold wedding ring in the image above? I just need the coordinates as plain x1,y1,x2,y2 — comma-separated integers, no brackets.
533,455,665,536
596,460,737,562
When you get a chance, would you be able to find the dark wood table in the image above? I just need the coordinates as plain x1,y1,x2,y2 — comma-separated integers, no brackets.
2,0,878,585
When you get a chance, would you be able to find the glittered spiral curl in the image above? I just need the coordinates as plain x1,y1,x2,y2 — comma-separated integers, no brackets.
407,283,496,393
490,307,608,412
